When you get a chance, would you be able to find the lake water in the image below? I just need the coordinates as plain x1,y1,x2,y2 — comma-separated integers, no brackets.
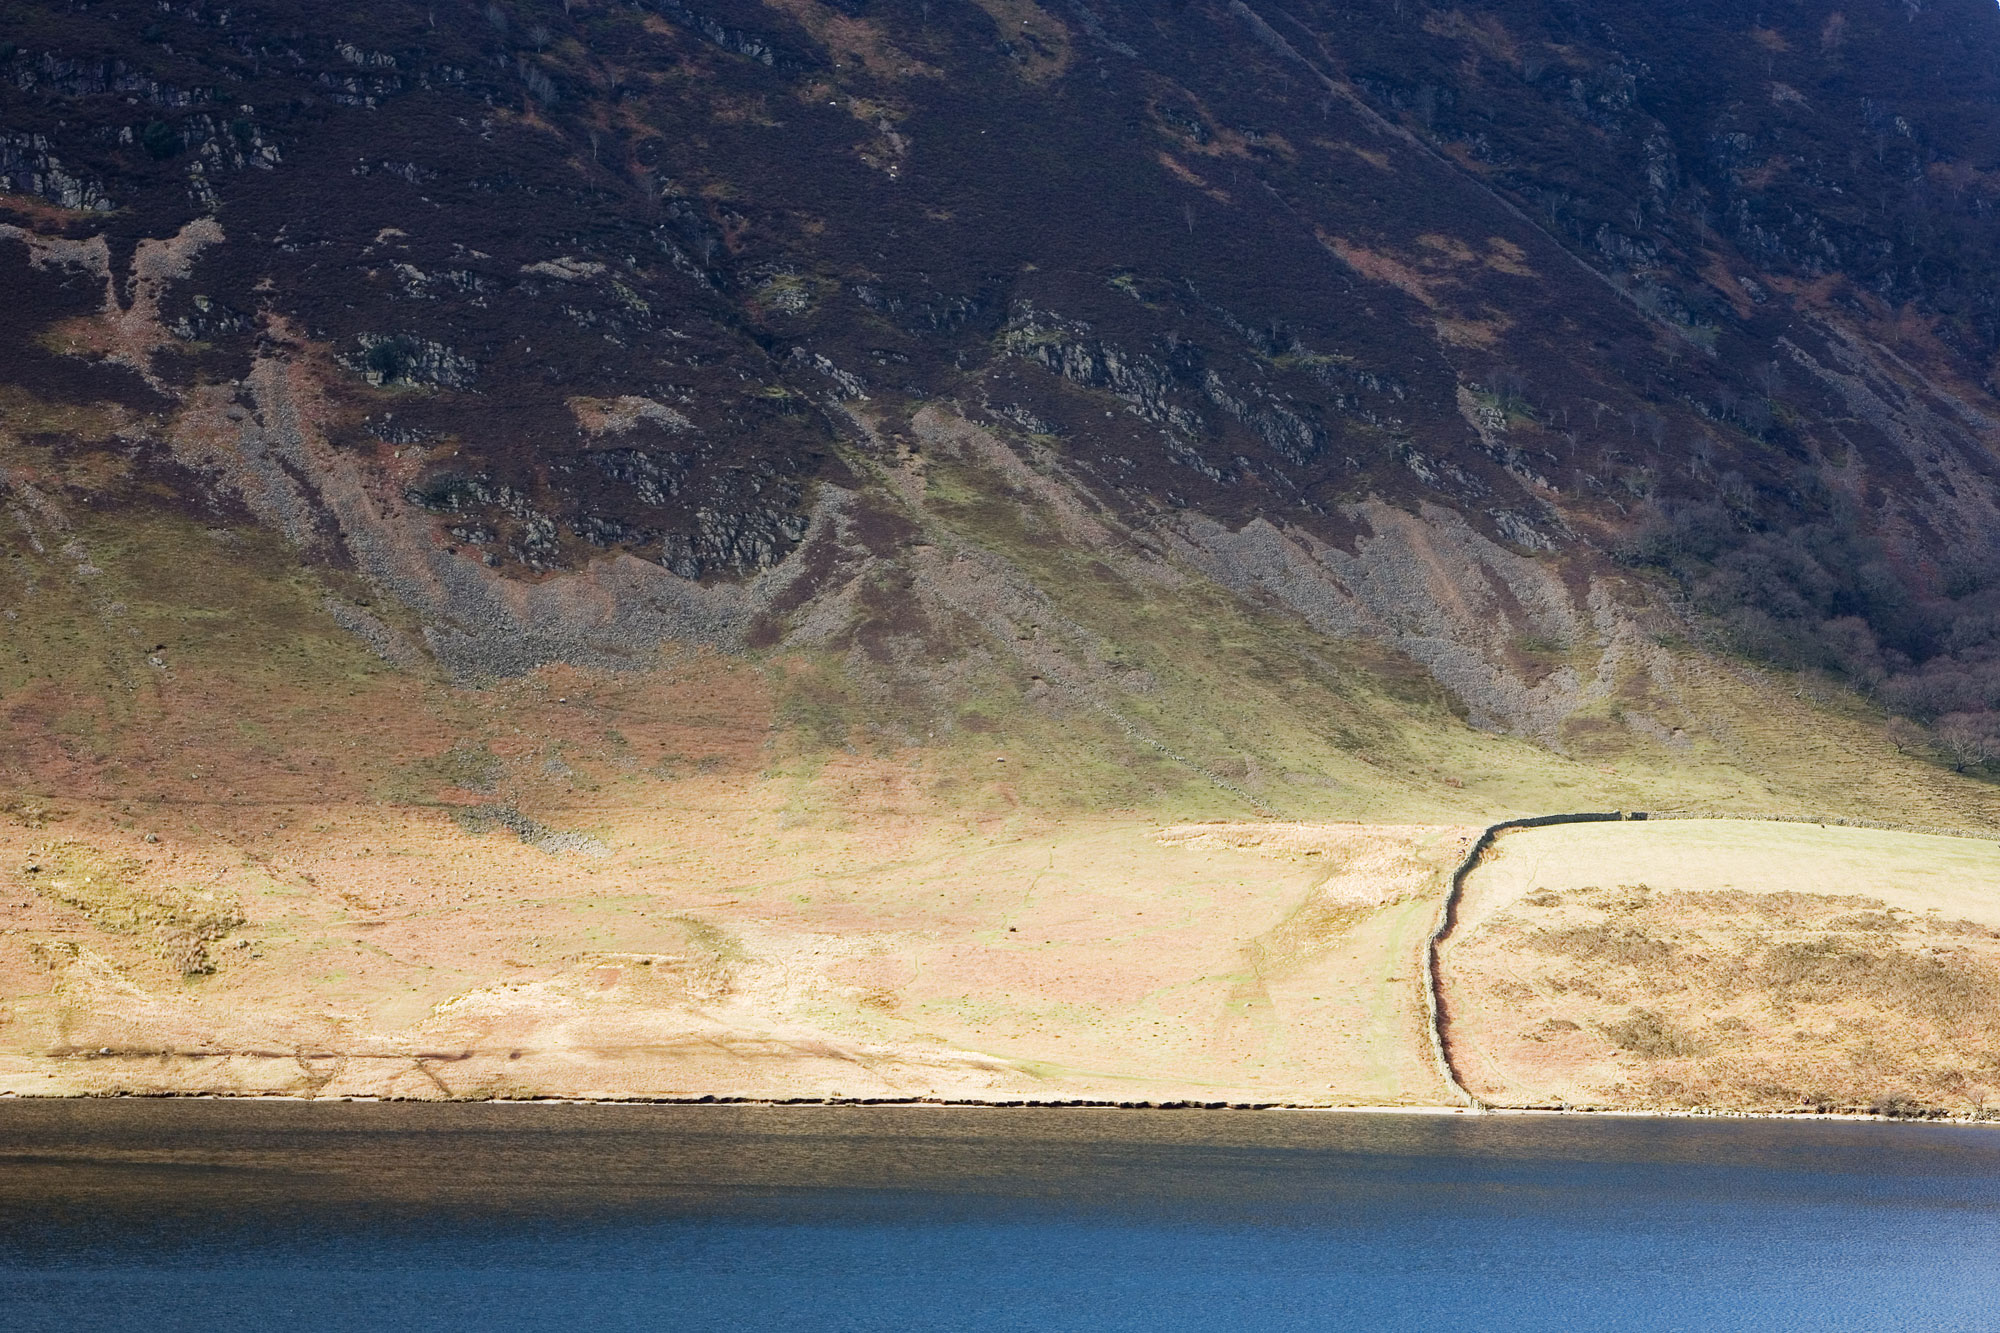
2,1101,1997,1331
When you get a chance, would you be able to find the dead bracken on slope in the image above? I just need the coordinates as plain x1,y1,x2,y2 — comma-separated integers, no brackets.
1441,819,2000,1117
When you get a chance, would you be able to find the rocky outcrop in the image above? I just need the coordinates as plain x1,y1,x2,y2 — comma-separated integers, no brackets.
0,131,112,211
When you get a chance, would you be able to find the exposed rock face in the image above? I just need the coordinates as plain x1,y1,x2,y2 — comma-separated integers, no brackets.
0,131,112,211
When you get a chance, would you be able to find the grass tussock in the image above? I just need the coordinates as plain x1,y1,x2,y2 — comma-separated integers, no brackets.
1600,1008,1707,1059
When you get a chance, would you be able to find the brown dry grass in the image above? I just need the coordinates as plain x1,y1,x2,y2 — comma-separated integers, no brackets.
0,797,1468,1103
16,841,243,975
1445,821,2000,1115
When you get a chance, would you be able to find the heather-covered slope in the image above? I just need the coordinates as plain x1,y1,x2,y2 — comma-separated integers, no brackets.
9,0,2000,741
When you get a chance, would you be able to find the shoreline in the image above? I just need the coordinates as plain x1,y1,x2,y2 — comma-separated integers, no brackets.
4,1089,1998,1129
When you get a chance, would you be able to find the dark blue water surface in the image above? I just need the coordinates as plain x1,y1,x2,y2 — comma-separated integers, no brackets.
2,1102,1998,1331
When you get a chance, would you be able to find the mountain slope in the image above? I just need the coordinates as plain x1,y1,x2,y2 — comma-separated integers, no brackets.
7,0,2000,1105
10,1,2000,739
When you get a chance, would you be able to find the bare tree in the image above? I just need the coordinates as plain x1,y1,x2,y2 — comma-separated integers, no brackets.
1884,716,1928,756
1935,714,1997,773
